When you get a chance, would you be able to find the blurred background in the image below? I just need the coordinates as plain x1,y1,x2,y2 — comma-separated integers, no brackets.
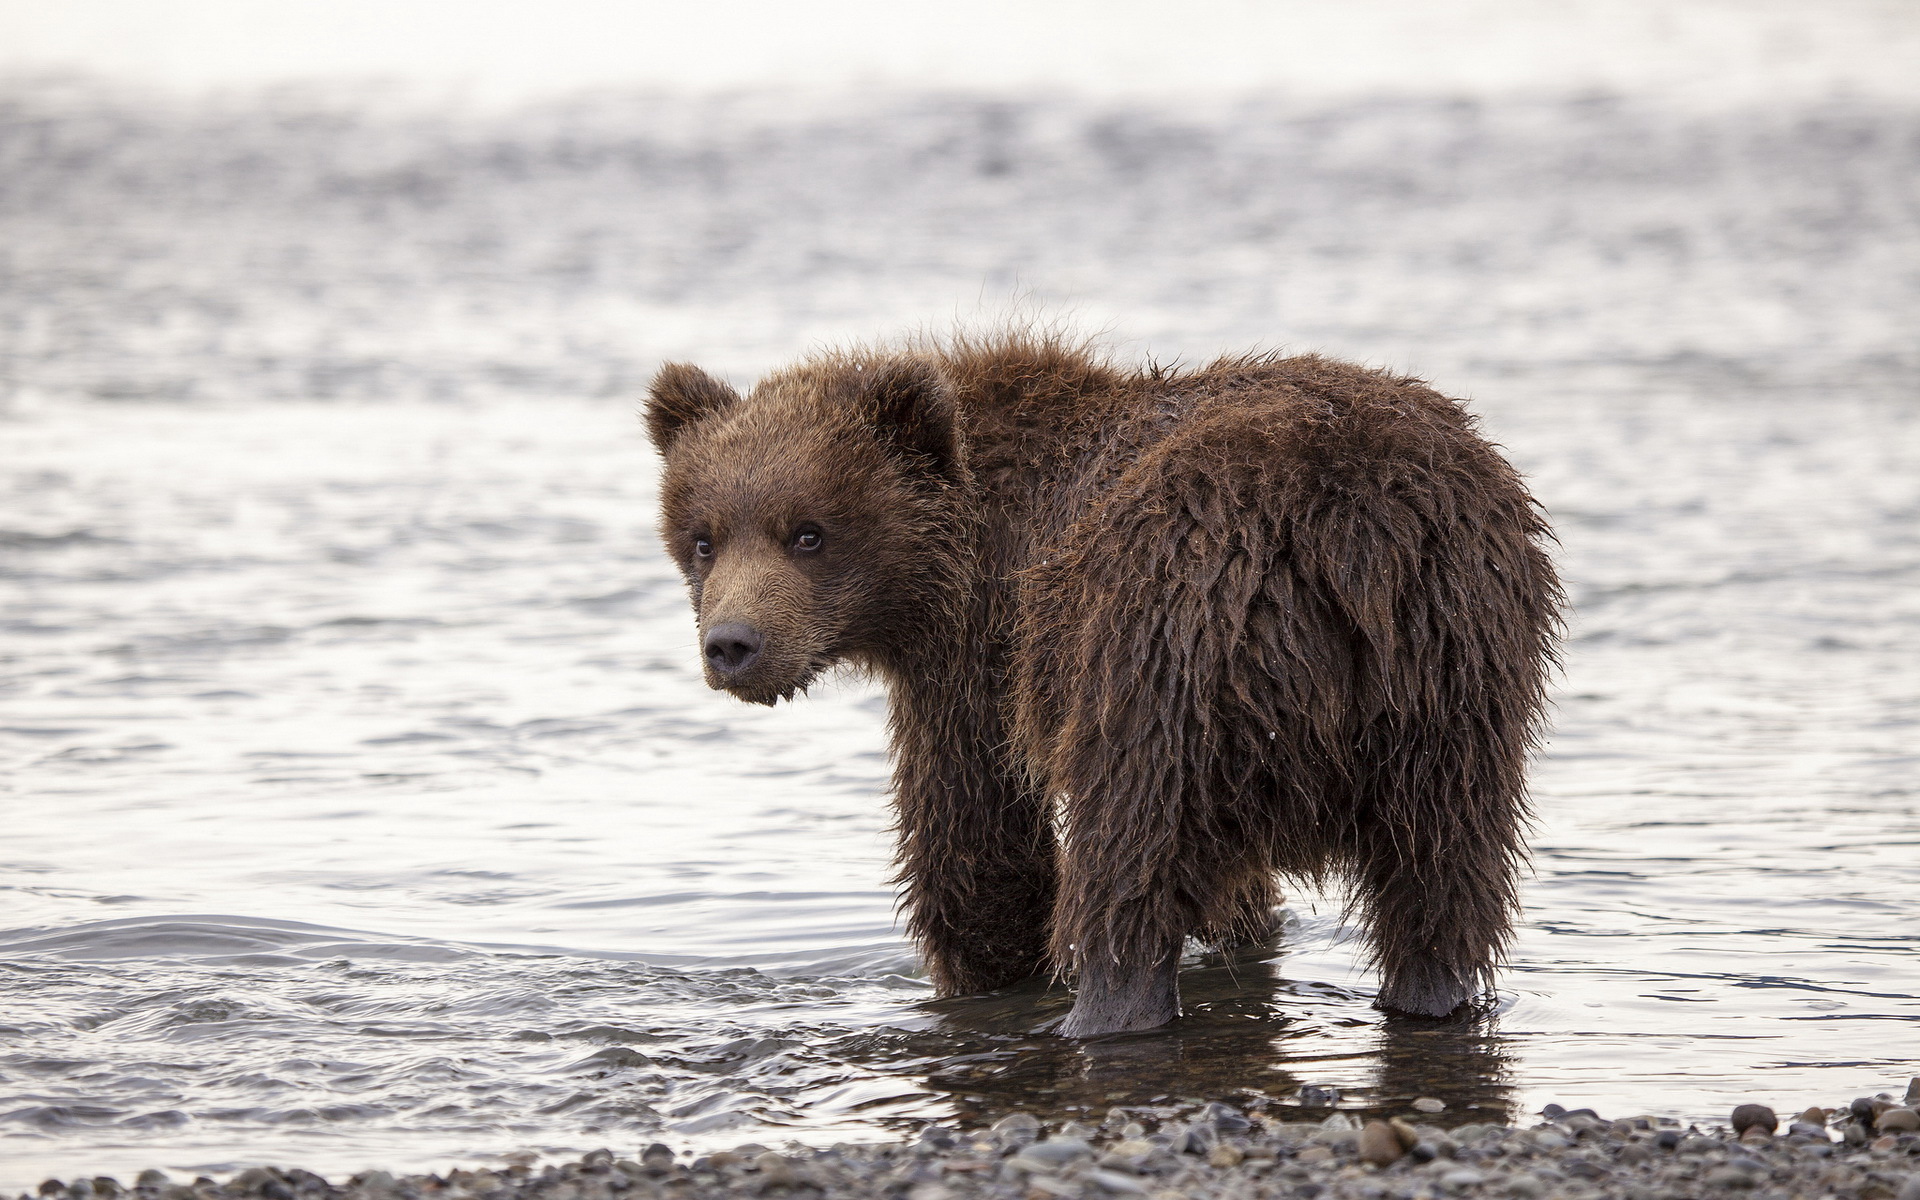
1,0,1916,1189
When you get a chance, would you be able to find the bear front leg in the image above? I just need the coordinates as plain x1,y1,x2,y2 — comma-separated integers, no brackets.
889,681,1056,996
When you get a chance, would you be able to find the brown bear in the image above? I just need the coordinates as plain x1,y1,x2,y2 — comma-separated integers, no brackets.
644,332,1561,1037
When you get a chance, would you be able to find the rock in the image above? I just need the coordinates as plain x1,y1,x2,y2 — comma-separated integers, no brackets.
1319,1111,1359,1131
1358,1121,1405,1166
134,1174,168,1189
1201,1102,1250,1133
641,1145,675,1169
1206,1144,1243,1169
1412,1097,1446,1114
1788,1122,1830,1139
1897,1176,1920,1200
1175,1121,1219,1152
752,1153,796,1189
1388,1118,1420,1149
1799,1106,1830,1125
1577,1159,1616,1181
1703,1165,1759,1188
1504,1175,1546,1198
1439,1168,1485,1190
1731,1104,1777,1136
1297,1086,1340,1107
1878,1108,1920,1133
1907,1078,1920,1107
991,1113,1042,1145
1295,1146,1334,1165
1012,1140,1092,1170
1086,1171,1148,1194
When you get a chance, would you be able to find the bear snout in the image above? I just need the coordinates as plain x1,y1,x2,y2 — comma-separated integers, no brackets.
703,622,764,677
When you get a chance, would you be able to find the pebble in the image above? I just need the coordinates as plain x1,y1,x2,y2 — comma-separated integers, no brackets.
1411,1097,1446,1114
1015,1139,1092,1167
1085,1171,1147,1194
752,1153,796,1188
1704,1164,1760,1188
18,1088,1920,1200
991,1113,1042,1144
1204,1144,1242,1169
1357,1121,1404,1166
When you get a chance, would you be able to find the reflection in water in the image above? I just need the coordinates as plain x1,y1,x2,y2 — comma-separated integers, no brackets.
846,938,1516,1132
1369,1017,1516,1126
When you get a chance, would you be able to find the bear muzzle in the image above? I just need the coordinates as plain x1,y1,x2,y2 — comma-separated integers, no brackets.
703,621,764,679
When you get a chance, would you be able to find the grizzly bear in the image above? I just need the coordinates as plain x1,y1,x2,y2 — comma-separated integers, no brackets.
645,332,1560,1036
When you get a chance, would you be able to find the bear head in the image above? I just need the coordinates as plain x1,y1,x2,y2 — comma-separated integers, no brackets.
645,356,967,705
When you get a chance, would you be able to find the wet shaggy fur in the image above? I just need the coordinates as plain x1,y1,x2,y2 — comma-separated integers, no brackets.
645,333,1561,1036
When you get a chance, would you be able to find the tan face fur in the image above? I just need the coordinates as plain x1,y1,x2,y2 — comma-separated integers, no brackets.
645,359,959,705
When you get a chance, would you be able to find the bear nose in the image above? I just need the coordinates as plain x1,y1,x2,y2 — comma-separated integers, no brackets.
703,622,764,676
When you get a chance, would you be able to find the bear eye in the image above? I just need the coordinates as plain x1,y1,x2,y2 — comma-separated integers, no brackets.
693,537,713,558
792,526,823,552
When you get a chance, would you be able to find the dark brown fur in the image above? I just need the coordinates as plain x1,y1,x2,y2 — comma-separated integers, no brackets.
645,332,1561,1035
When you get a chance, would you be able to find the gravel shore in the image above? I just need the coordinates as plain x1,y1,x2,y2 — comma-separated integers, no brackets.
25,1083,1920,1200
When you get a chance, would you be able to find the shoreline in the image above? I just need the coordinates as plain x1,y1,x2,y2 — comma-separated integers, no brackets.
21,1086,1920,1200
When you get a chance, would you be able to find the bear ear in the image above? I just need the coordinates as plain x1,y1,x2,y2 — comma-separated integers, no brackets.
645,363,739,452
860,359,960,477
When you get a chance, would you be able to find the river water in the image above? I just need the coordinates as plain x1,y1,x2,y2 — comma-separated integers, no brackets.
1,78,1916,1189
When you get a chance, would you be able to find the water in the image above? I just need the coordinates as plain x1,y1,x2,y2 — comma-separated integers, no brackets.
1,77,1917,1190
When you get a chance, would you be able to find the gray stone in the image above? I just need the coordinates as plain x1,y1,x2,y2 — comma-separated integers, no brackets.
1704,1165,1759,1189
1017,1139,1093,1167
1086,1170,1148,1194
990,1113,1042,1145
